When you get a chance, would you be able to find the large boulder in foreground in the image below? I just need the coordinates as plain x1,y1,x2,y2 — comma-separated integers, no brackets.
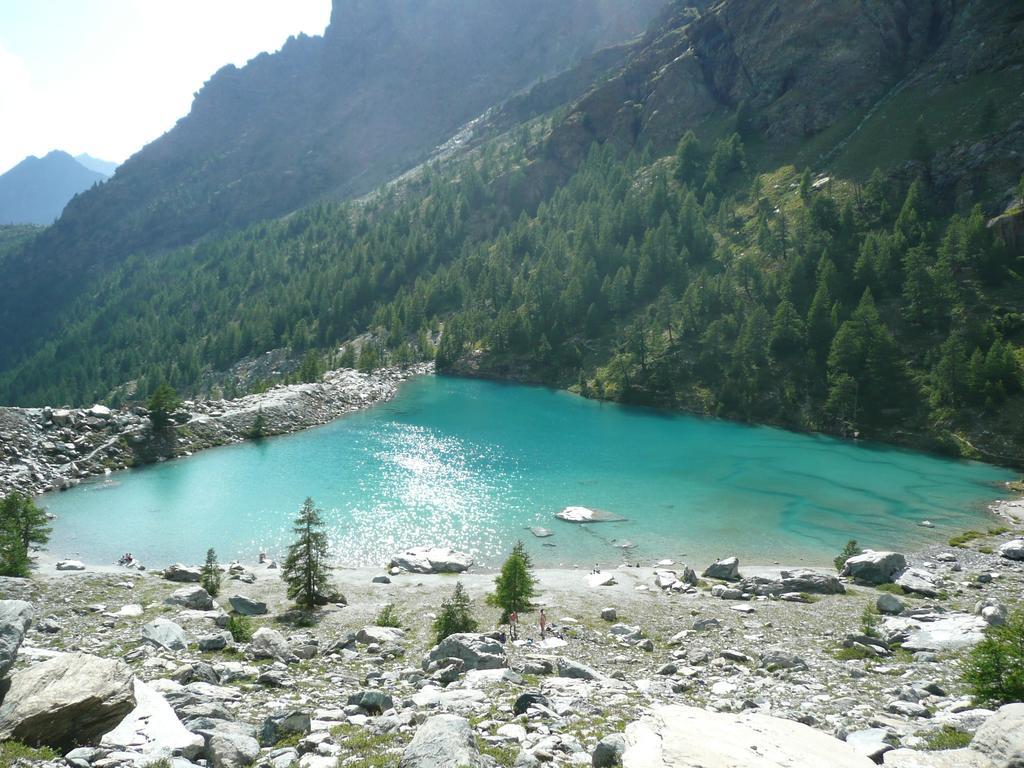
424,633,507,671
389,546,473,574
740,569,845,597
623,705,875,767
970,703,1024,767
101,678,204,760
0,652,135,750
0,599,33,679
840,551,906,584
400,714,484,768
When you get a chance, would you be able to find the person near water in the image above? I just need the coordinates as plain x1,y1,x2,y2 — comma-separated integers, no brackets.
509,611,518,640
539,608,547,638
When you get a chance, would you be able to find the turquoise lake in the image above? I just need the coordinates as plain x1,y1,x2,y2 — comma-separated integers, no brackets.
44,376,1013,569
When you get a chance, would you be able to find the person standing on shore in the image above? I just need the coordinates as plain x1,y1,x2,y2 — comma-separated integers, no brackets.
539,608,547,639
509,610,518,640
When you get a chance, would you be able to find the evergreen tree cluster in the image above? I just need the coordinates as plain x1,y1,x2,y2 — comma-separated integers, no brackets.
0,492,51,577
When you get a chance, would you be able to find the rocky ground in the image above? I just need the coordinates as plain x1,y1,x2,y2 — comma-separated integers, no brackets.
1,517,1023,768
0,364,432,498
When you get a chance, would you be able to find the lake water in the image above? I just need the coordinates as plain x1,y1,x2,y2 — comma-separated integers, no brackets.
43,376,1013,570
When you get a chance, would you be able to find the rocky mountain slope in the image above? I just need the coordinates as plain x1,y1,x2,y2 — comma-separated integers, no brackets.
0,151,107,226
0,0,665,367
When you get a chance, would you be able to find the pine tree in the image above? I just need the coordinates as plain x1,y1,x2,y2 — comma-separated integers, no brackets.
200,548,222,597
493,540,537,622
248,409,267,439
0,492,51,577
148,382,181,428
281,497,333,610
433,581,478,644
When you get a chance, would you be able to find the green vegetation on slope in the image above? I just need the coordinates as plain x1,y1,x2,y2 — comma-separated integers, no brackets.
1,123,1021,463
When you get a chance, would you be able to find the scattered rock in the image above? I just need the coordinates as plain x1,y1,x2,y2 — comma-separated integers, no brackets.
424,633,507,671
251,628,298,663
388,546,473,574
970,703,1024,766
841,551,907,584
100,678,204,760
895,568,942,598
846,728,895,761
260,710,311,748
142,618,190,651
166,585,215,611
998,539,1024,561
703,557,740,581
593,733,626,767
400,714,484,768
163,564,202,583
0,599,33,679
55,559,86,571
228,595,268,616
622,704,875,767
556,657,602,681
876,593,906,616
601,608,617,622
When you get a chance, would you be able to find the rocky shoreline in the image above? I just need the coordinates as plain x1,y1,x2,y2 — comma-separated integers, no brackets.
0,364,433,498
2,522,1023,768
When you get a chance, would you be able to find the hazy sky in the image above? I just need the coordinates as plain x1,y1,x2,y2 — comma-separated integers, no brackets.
0,0,331,175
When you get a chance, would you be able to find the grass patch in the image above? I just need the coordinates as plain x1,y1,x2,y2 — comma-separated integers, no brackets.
949,530,984,548
923,726,973,751
979,546,994,555
330,724,403,768
875,583,906,595
834,646,876,661
988,526,1010,536
478,740,518,767
0,743,61,764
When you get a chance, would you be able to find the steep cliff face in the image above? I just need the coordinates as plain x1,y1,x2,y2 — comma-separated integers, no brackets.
542,0,1021,171
0,0,665,366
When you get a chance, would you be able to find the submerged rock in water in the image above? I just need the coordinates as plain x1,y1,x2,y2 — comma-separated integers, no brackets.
555,506,625,523
528,526,555,538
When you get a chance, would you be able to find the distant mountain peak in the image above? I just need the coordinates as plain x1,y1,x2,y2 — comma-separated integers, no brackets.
74,154,119,177
0,151,107,225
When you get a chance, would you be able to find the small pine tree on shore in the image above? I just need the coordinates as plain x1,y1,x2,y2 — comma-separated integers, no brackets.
248,409,267,439
200,548,221,597
964,609,1024,706
834,540,862,572
281,497,333,610
433,581,478,643
148,383,181,428
493,540,537,622
0,492,51,577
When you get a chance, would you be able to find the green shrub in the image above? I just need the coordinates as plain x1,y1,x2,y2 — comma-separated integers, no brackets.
834,540,861,572
375,603,401,628
433,581,478,644
0,742,60,764
861,605,880,638
227,614,253,643
963,609,1024,706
